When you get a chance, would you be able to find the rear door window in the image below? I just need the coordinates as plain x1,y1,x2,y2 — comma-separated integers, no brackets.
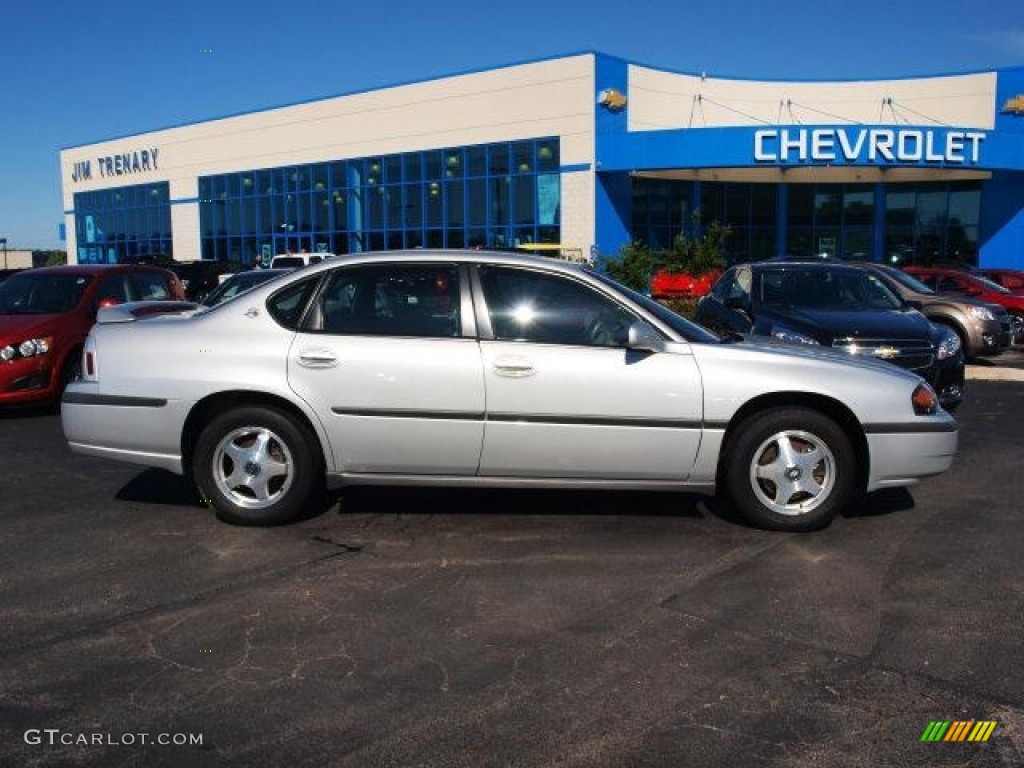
313,264,461,338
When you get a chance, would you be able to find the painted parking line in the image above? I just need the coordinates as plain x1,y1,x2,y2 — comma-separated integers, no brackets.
966,366,1024,382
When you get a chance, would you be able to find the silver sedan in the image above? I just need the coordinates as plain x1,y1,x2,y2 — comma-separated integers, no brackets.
61,251,957,532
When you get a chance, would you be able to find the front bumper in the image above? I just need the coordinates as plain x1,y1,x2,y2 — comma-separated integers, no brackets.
927,353,966,410
0,356,57,405
865,421,958,492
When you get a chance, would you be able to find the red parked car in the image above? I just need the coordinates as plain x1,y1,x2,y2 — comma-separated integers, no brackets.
650,268,722,299
979,268,1024,294
904,265,1024,343
0,264,185,406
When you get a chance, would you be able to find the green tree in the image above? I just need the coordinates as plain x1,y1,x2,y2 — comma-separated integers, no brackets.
661,212,731,276
603,241,654,292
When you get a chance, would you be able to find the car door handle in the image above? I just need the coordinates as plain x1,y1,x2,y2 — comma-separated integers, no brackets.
493,356,535,377
297,349,339,368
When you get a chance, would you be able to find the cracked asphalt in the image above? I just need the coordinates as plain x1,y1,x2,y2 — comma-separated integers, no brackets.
1,377,1022,767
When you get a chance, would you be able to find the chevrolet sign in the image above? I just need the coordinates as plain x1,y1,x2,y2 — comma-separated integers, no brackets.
754,128,985,165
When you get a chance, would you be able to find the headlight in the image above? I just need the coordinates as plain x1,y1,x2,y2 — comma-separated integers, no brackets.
966,306,995,321
772,327,820,346
0,337,52,361
936,328,961,360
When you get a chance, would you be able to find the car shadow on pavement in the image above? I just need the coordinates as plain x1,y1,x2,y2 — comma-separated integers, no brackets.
330,486,708,521
116,468,202,507
0,403,60,420
841,487,915,520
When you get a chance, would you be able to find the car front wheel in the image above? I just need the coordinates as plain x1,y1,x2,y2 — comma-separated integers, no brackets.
192,406,319,526
723,408,855,532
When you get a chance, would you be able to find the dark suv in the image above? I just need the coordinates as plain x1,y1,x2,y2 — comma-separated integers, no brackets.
696,260,965,409
0,265,184,405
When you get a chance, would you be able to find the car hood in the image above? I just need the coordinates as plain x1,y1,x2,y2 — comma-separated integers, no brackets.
759,306,932,340
0,314,63,343
727,336,921,376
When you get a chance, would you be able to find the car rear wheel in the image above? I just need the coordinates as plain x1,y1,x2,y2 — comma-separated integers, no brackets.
723,408,855,532
192,406,319,526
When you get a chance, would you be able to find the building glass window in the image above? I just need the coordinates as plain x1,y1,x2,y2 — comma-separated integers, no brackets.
196,138,559,261
74,182,172,264
630,178,979,265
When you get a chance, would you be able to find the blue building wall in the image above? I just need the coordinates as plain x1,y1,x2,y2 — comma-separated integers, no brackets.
592,54,1024,267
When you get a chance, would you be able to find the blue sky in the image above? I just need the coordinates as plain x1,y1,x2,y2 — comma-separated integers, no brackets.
2,0,1022,250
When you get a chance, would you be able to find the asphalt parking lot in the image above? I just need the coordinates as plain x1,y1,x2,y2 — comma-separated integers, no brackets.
1,359,1023,767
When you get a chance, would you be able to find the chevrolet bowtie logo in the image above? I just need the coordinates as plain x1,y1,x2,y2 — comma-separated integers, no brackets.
1001,95,1024,115
597,88,627,111
873,346,901,360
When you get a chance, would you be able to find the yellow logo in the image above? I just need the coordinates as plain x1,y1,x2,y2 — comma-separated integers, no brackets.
873,346,901,360
1001,95,1024,115
597,88,627,111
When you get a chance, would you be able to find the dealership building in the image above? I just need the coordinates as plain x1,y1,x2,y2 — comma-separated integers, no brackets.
60,52,1024,269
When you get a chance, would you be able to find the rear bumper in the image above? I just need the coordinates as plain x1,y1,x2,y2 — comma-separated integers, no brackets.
61,386,190,474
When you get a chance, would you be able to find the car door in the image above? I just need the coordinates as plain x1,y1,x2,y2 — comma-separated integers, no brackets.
474,265,704,480
286,262,486,475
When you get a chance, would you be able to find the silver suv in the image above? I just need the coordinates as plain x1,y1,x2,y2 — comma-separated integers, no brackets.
856,263,1010,359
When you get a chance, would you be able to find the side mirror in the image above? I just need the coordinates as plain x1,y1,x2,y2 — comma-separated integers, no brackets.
627,321,666,353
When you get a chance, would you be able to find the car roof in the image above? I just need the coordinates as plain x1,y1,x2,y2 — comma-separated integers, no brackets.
303,249,590,276
16,264,172,277
741,259,865,272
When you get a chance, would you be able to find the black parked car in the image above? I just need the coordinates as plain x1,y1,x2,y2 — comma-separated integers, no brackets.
199,268,291,307
695,260,965,410
0,268,25,284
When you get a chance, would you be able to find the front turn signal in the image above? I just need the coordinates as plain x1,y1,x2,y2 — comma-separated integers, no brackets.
912,383,938,415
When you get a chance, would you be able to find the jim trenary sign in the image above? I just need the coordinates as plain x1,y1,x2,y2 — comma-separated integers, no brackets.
753,127,986,165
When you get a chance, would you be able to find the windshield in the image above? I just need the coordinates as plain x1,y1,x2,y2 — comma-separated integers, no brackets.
202,270,287,307
876,266,935,295
758,267,903,311
973,275,1011,295
587,270,720,343
0,273,91,315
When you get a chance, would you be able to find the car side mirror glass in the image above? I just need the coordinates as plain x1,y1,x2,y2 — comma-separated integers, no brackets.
627,321,666,353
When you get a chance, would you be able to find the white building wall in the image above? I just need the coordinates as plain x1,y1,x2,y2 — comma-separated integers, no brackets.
560,171,594,255
628,65,997,132
60,55,598,262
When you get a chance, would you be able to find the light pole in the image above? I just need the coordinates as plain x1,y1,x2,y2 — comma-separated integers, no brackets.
0,237,7,269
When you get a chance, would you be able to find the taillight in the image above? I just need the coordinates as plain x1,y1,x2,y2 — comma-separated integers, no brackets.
912,383,938,415
80,336,99,382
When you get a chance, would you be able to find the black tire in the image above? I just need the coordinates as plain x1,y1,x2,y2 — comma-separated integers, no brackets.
723,407,855,532
192,406,320,526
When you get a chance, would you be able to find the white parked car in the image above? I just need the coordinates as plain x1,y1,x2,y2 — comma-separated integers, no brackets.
61,251,957,532
269,252,331,269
